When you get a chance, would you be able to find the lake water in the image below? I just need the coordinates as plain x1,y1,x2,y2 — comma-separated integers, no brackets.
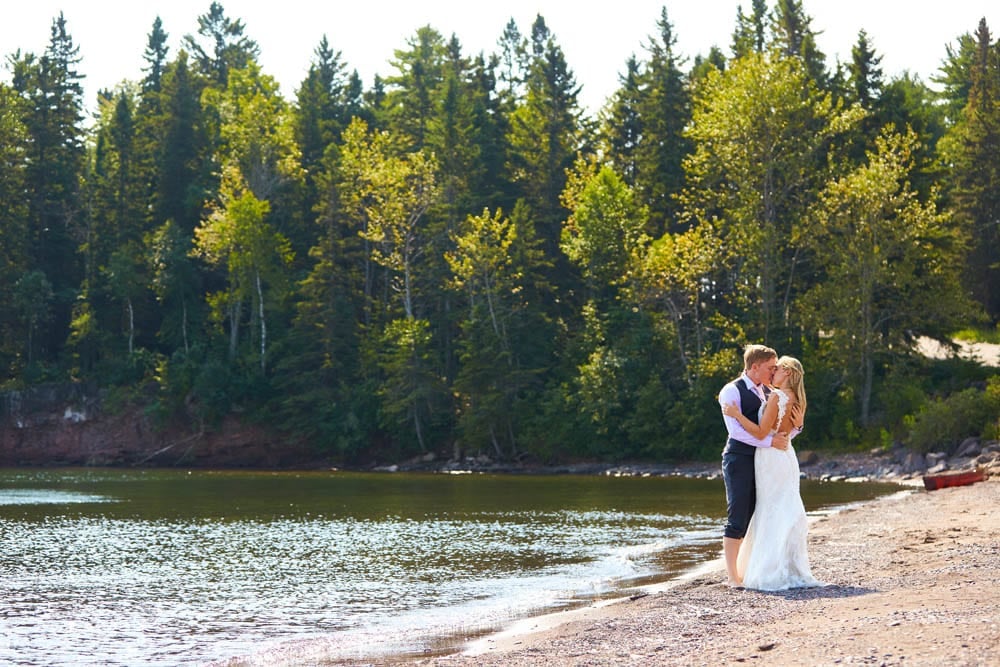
0,468,902,665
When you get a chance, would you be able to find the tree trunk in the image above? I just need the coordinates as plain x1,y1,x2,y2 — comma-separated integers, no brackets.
182,300,189,354
228,296,241,361
861,345,873,428
403,259,413,320
256,271,266,372
413,407,426,452
490,424,504,458
126,297,134,356
363,236,373,327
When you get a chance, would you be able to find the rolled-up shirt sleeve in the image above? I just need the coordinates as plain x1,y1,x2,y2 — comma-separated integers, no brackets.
719,380,773,448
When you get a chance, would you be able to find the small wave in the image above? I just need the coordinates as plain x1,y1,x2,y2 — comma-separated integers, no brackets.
0,489,112,506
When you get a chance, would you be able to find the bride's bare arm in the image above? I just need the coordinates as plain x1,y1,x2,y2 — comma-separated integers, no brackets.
723,394,780,439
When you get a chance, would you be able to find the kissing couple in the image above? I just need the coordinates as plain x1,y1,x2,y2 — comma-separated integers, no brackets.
718,344,823,590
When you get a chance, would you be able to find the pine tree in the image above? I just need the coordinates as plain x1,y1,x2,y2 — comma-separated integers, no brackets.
155,51,207,234
135,18,171,211
770,0,827,86
84,89,153,364
9,12,87,365
182,1,260,86
0,84,31,374
935,32,978,124
848,30,883,108
940,19,1000,319
294,36,352,182
507,15,585,282
383,26,448,150
602,55,643,186
634,8,692,234
142,17,170,97
732,0,768,58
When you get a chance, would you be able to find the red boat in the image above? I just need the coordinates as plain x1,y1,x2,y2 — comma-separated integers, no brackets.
922,467,987,491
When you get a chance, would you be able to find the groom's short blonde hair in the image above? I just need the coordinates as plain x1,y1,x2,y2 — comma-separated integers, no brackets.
743,344,777,370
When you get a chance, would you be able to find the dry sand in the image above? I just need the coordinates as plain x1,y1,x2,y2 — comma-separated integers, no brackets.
401,477,1000,667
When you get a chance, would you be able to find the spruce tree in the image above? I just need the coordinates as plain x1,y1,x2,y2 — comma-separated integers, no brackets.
732,0,769,58
9,13,87,365
182,1,260,87
940,19,1000,319
0,84,31,374
634,8,692,234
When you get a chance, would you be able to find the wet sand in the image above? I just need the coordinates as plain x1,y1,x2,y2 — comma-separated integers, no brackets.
408,477,1000,666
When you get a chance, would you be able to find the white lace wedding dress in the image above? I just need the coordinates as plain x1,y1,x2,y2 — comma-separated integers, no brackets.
736,389,822,590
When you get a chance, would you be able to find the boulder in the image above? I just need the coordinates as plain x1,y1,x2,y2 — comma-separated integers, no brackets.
926,462,948,475
797,450,820,466
925,451,948,466
900,451,926,473
955,437,981,458
976,451,1000,465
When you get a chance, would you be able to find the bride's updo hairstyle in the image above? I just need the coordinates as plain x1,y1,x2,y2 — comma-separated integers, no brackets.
777,356,807,416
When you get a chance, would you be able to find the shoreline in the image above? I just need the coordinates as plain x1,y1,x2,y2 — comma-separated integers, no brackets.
410,477,999,667
453,488,919,661
213,450,999,667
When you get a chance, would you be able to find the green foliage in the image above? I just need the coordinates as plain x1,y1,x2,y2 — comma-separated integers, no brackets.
680,50,862,342
938,18,1000,320
802,127,974,425
0,7,997,467
904,377,1000,453
376,317,445,454
953,327,1000,344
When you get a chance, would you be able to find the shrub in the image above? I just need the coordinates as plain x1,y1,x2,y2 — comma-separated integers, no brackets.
903,377,1000,453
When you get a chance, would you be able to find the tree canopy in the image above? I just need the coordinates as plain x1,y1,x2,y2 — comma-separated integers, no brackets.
0,4,996,464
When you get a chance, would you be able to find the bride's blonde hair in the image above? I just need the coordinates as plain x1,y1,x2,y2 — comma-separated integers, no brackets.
777,356,807,417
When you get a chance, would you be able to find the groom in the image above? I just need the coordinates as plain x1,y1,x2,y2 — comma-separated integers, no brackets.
718,344,790,586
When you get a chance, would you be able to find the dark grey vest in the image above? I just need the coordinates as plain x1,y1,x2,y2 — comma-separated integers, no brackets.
726,379,766,455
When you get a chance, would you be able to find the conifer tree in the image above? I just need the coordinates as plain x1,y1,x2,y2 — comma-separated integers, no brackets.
383,26,448,150
848,30,884,108
9,12,87,364
507,16,585,290
732,0,769,58
183,1,260,86
770,0,827,86
634,8,691,234
155,52,207,235
142,17,170,97
0,84,30,373
939,19,1000,319
602,55,642,186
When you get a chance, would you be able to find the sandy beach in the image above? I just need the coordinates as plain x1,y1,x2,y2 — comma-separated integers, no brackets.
400,476,1000,667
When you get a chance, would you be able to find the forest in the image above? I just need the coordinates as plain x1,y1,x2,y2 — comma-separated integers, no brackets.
1,0,999,464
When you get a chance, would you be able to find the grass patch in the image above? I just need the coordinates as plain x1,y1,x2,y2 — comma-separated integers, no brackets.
952,326,1000,344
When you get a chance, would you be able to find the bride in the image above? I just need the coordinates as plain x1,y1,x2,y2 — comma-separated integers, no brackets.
722,356,822,590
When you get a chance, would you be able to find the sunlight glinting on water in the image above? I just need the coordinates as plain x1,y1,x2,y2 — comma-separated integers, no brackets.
0,469,901,665
2,515,707,664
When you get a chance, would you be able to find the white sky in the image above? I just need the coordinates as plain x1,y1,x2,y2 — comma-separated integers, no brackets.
1,1,996,116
